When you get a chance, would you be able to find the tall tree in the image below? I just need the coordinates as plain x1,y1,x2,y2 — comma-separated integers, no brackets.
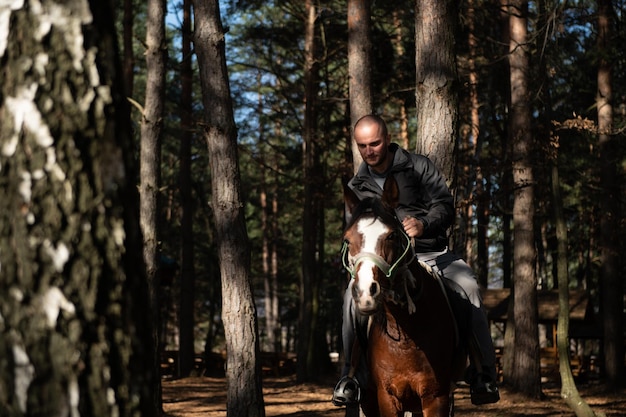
140,0,166,405
507,0,542,397
348,0,372,173
178,0,196,377
0,0,158,415
258,84,280,352
414,0,458,182
298,0,324,382
193,0,265,415
596,0,624,389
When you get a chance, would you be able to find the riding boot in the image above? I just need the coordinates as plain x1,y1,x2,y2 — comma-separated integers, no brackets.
333,280,367,407
417,249,500,406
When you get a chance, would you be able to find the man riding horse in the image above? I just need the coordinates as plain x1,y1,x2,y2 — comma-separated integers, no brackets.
332,114,500,408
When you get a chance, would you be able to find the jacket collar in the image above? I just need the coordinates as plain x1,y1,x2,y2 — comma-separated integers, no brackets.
353,143,412,185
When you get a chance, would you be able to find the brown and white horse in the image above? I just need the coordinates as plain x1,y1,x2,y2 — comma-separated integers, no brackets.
342,177,465,417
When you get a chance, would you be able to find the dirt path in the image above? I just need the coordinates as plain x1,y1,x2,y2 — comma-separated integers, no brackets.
162,376,626,417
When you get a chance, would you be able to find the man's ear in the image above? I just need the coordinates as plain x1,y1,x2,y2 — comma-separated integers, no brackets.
381,176,399,209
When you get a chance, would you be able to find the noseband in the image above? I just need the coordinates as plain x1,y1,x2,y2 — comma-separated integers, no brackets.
341,227,414,281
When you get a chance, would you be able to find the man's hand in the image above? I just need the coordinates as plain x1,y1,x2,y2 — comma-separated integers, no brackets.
402,217,424,238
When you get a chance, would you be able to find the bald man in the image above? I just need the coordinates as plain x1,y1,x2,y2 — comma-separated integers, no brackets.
332,115,499,407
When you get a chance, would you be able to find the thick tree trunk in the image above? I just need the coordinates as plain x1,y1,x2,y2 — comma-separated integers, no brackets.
507,0,542,397
193,1,265,415
414,0,458,183
348,0,372,173
0,1,157,415
596,0,624,389
178,0,196,378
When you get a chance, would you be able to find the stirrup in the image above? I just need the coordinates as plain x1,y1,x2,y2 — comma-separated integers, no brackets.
332,376,360,406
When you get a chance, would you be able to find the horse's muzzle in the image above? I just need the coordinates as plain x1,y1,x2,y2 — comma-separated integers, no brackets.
352,279,380,314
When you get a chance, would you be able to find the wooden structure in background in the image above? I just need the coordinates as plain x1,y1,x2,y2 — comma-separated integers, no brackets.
482,289,600,380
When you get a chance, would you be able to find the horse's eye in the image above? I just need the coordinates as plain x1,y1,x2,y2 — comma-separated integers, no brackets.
386,232,396,241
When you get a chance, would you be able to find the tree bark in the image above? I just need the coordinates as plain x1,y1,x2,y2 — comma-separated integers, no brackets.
414,0,458,184
298,0,323,382
348,0,372,173
596,0,624,389
258,84,279,352
0,0,157,415
141,0,166,406
193,0,265,415
179,0,196,377
507,0,542,397
123,0,135,98
551,152,596,416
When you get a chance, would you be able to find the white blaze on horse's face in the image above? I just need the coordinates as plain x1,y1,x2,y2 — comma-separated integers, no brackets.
351,217,389,313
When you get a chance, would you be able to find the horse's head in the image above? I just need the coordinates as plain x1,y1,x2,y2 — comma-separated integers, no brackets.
342,177,413,315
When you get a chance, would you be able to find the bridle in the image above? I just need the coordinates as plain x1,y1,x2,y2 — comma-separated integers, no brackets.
341,224,415,283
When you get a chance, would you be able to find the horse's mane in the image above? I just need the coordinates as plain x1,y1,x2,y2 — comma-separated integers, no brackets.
346,197,400,231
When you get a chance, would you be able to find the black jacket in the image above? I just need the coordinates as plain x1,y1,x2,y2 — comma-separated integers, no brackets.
348,143,454,252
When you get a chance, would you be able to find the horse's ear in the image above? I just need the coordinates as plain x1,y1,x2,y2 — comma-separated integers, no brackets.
343,182,360,222
382,175,400,209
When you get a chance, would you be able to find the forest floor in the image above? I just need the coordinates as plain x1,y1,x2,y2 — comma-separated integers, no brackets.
162,374,626,417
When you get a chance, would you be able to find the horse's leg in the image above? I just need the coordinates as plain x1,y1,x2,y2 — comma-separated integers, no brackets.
420,395,451,417
375,391,402,417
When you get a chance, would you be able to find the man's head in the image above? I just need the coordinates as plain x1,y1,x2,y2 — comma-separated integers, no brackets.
354,115,392,173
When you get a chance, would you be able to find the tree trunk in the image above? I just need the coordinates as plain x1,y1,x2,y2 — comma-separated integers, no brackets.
348,0,372,173
596,0,624,389
298,0,323,382
414,0,458,183
551,153,596,416
270,176,280,352
392,10,410,150
498,0,515,381
462,0,482,273
498,0,513,291
0,1,158,415
193,0,265,415
507,0,542,397
270,121,281,352
123,0,134,98
258,84,278,352
141,0,166,407
141,0,165,305
178,0,196,377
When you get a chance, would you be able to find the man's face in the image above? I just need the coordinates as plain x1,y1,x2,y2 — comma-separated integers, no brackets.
354,122,390,172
